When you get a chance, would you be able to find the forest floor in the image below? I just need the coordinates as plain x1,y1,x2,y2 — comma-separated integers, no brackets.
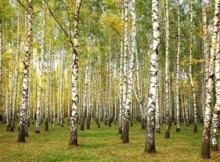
0,121,220,162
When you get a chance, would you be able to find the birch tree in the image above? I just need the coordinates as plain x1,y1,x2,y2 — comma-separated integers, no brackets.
201,0,220,158
211,31,220,151
122,0,131,143
189,0,197,133
35,5,45,133
145,0,160,153
165,0,170,139
176,0,181,132
69,0,82,146
0,19,2,115
18,0,33,142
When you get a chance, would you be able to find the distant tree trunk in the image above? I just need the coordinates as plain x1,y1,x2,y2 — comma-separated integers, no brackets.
11,12,21,131
35,6,45,133
201,0,219,159
45,54,50,131
59,53,64,127
118,3,124,134
155,82,160,133
189,0,197,133
145,0,160,153
176,0,181,132
26,59,32,136
0,19,2,120
5,80,9,130
86,32,92,130
108,31,113,127
69,0,82,146
18,0,33,142
165,0,170,139
80,62,88,131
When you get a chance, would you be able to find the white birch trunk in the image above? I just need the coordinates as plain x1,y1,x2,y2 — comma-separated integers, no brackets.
35,7,45,133
18,0,33,142
201,0,220,159
165,0,170,139
145,0,160,153
0,19,2,116
189,0,197,133
69,0,82,146
45,54,50,131
86,32,92,129
176,0,181,132
122,0,130,143
211,31,220,151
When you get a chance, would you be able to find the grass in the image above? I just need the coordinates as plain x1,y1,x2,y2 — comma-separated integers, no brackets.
0,120,220,162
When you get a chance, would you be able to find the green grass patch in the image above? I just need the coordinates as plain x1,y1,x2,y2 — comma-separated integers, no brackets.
0,121,220,161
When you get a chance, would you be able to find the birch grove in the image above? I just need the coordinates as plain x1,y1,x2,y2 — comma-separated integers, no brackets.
1,0,220,160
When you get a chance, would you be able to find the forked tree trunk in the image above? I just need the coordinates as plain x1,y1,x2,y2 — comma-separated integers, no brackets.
145,0,160,153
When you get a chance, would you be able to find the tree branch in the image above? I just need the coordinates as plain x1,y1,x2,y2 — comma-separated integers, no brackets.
17,0,29,13
61,0,72,41
43,0,70,40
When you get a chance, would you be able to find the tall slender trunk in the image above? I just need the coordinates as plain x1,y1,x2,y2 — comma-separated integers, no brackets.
118,2,124,134
59,53,64,127
69,0,82,146
211,31,220,151
11,13,21,130
176,0,181,132
5,79,9,130
108,31,112,127
0,19,2,117
189,0,197,133
145,0,160,153
122,0,130,143
86,32,92,129
202,0,209,120
18,0,33,142
80,62,88,130
26,58,32,137
165,0,170,139
201,0,219,159
35,5,45,133
45,53,50,131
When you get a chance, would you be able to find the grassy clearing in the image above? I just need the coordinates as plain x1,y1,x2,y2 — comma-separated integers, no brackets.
0,121,220,162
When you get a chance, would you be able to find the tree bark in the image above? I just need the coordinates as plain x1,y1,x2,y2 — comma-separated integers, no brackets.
18,0,33,142
145,0,160,153
69,0,82,146
35,5,45,133
211,31,220,151
165,0,170,139
201,0,219,159
176,0,181,132
122,0,130,144
189,0,197,133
